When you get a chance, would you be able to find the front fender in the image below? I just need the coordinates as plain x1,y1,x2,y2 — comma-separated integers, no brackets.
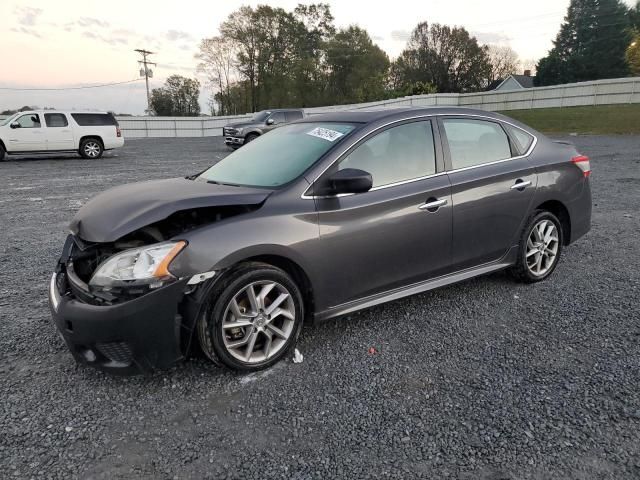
169,198,320,281
244,128,263,137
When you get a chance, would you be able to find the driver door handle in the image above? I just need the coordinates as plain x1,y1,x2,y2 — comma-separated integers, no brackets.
510,180,532,190
419,198,448,211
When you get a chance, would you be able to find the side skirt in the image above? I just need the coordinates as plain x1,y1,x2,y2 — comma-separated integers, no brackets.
6,150,77,155
313,249,517,323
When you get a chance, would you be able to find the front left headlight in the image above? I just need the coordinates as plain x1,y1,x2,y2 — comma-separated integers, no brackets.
89,241,186,288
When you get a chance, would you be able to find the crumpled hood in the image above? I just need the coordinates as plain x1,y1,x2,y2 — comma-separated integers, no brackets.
70,177,272,243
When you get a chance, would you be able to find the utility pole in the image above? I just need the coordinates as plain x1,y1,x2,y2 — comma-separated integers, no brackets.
135,49,156,114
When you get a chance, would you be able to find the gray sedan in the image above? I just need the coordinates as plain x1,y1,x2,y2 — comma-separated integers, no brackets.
49,107,592,374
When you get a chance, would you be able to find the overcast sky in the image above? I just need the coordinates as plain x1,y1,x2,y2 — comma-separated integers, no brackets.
0,0,636,115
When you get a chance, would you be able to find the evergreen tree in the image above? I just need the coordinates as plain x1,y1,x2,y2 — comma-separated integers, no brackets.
537,0,631,86
631,1,640,30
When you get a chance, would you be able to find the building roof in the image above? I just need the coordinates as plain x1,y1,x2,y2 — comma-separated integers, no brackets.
493,74,536,91
511,75,535,88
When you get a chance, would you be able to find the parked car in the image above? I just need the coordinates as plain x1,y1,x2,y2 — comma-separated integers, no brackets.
222,109,304,149
49,107,592,374
0,110,123,160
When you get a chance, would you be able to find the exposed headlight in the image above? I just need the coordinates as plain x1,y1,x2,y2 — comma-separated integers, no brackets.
89,241,186,288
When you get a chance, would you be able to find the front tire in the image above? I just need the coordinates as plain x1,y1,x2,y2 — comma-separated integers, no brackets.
198,262,304,371
79,138,103,159
0,143,6,161
243,133,258,144
509,210,563,283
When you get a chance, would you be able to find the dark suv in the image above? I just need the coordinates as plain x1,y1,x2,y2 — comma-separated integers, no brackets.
223,109,305,149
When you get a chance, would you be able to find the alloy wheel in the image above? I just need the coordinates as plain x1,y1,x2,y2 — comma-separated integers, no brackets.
221,281,296,364
84,141,101,158
526,219,559,277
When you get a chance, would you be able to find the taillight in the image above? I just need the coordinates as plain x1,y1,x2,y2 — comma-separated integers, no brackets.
571,155,591,178
116,126,122,138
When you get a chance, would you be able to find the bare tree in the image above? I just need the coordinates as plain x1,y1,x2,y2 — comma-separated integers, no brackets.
486,45,520,86
196,36,238,116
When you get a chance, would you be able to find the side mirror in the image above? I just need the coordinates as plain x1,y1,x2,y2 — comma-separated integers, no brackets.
324,168,373,195
266,118,275,126
10,122,20,129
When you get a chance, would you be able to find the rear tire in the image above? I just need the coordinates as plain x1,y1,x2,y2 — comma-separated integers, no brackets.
198,262,304,372
79,138,103,159
0,144,6,161
509,210,564,283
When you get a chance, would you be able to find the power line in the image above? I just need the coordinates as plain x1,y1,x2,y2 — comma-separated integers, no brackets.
0,79,143,91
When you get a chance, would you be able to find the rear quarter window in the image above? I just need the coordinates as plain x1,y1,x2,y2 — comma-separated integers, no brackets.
71,113,118,127
504,124,535,154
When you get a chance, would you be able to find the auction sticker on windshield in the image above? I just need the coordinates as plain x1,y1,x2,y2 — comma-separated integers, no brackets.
306,127,345,142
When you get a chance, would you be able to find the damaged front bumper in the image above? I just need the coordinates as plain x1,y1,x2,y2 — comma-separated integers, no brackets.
48,271,198,375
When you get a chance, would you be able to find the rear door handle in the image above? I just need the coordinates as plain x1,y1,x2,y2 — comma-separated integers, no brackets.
510,180,532,190
419,198,448,211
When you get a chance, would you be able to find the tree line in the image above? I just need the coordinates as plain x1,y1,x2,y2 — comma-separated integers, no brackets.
189,3,520,116
150,0,640,116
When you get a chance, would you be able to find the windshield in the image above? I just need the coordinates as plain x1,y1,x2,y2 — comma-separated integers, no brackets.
252,111,271,122
0,113,19,126
198,122,357,188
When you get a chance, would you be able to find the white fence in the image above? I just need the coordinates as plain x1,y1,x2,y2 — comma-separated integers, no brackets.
302,76,640,114
2,77,638,138
116,114,253,138
118,76,639,138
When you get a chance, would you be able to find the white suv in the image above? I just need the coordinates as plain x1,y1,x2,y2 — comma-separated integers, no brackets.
0,110,124,160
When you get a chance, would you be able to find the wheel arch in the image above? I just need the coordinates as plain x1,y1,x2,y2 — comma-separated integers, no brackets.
215,254,315,323
80,135,104,148
535,199,571,245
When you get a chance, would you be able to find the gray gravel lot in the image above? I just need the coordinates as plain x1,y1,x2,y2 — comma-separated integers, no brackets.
1,135,639,479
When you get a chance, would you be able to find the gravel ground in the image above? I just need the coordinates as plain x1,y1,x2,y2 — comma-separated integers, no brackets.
1,135,639,479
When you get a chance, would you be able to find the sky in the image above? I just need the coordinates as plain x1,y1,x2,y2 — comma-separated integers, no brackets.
0,0,636,115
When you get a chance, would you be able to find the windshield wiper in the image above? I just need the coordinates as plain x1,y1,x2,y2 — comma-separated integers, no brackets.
207,180,240,187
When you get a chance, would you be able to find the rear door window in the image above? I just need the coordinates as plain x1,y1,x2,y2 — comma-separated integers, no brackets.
285,111,303,122
442,118,512,170
45,113,69,128
71,113,118,126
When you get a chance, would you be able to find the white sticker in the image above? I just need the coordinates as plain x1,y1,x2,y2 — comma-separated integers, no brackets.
306,127,345,142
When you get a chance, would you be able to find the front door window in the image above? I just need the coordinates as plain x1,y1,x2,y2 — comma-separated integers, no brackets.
15,114,41,128
338,120,436,188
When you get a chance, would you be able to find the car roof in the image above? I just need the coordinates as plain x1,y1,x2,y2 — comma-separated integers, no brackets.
15,110,111,115
297,107,511,124
260,108,304,112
